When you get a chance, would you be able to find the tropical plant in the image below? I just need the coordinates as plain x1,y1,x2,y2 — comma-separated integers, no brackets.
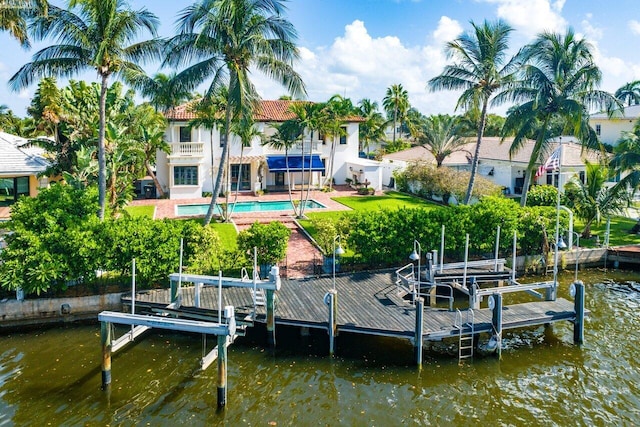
564,161,630,237
382,83,409,145
9,0,163,220
323,94,355,189
609,125,640,231
615,80,640,106
357,98,385,157
263,118,303,215
500,29,620,206
166,0,306,226
0,0,47,47
288,101,327,217
227,112,260,219
132,72,195,113
429,19,522,205
419,114,468,167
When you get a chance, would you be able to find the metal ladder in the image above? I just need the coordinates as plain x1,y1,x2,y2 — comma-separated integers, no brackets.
242,268,266,308
455,309,474,363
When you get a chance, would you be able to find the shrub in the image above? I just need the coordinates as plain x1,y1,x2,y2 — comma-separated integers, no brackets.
526,185,567,207
237,222,291,267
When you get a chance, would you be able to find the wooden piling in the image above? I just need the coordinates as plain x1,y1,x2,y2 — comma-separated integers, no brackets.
491,294,503,359
266,289,276,347
414,297,424,369
217,334,227,407
170,280,178,304
100,321,112,390
573,281,585,344
326,290,338,356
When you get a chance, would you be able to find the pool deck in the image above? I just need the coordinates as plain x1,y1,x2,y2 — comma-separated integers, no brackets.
128,186,361,278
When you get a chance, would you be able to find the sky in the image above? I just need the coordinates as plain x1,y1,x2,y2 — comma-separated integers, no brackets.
2,0,640,118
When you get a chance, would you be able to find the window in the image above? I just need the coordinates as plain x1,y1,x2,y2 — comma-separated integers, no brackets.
179,126,191,142
595,124,601,136
321,158,326,177
546,171,559,187
174,166,198,186
339,126,347,145
230,164,251,190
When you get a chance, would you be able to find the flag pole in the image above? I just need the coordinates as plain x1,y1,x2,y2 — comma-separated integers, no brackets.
552,136,563,300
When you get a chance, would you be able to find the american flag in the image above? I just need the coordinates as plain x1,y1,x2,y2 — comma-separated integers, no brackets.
535,147,560,179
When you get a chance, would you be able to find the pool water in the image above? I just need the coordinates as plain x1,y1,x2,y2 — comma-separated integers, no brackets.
176,199,326,216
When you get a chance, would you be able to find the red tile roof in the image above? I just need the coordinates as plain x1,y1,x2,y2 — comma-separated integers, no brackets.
165,99,363,122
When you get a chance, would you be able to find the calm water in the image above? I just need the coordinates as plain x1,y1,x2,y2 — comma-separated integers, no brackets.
176,199,326,216
2,269,640,426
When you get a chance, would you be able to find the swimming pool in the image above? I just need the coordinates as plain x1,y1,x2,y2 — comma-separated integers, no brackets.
176,199,327,216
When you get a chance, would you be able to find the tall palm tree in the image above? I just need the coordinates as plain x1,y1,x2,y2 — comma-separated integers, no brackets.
357,98,385,157
429,19,521,205
500,29,620,206
167,0,306,226
263,119,302,215
288,101,326,218
382,83,409,146
615,80,640,107
420,114,468,167
0,0,47,48
323,94,354,189
227,113,260,219
9,0,162,220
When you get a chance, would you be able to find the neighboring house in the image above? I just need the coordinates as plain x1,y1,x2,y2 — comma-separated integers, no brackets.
157,100,364,199
381,137,603,195
0,131,49,206
590,104,640,146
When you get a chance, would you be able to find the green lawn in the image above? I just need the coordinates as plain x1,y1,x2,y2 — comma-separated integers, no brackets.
574,216,639,248
332,190,441,211
298,191,441,251
211,222,238,250
123,205,155,218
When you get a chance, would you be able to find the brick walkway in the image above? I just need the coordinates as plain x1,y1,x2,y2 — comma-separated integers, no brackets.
129,186,361,278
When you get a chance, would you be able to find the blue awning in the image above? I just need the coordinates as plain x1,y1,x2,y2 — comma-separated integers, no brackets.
266,155,325,173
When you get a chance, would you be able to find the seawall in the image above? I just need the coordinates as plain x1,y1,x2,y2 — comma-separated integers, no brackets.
0,293,123,329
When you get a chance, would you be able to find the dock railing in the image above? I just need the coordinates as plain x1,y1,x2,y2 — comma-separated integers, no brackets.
395,263,454,311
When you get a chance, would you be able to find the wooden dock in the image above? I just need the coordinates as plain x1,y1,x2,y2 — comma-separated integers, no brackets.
124,270,581,343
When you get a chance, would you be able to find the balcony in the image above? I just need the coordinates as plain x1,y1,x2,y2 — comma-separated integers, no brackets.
168,142,205,158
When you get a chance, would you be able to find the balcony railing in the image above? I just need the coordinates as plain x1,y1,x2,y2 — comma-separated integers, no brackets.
293,141,322,152
169,142,205,157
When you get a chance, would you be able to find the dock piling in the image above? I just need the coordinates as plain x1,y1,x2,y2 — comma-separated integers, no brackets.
325,290,338,356
100,321,112,391
414,297,424,369
491,294,503,359
266,289,276,347
572,281,585,344
217,333,227,407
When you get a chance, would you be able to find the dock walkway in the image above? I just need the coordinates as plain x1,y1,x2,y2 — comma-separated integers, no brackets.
125,270,579,342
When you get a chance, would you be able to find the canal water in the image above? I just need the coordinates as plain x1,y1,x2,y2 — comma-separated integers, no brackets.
2,270,640,426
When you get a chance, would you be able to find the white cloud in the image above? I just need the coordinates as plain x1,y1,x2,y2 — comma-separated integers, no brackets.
629,20,640,35
581,18,603,41
17,89,31,99
481,0,567,38
432,16,463,45
253,19,460,115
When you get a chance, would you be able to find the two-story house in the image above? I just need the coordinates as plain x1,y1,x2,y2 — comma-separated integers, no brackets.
590,104,640,146
156,100,364,199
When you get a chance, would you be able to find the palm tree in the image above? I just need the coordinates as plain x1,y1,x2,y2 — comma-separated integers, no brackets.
288,102,326,218
167,0,306,226
9,0,162,220
132,72,194,113
610,125,640,232
564,161,630,237
227,113,260,219
500,29,620,206
357,98,385,157
420,114,468,167
429,19,521,205
382,83,409,145
323,95,355,189
0,0,47,48
615,80,640,107
263,119,302,215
